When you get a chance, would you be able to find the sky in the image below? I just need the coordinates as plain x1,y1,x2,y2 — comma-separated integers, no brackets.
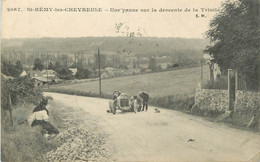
1,0,224,39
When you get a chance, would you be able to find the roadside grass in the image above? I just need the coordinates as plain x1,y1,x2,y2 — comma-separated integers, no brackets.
149,94,195,113
1,103,57,162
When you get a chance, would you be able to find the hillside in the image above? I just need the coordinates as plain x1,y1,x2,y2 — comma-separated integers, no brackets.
2,37,209,56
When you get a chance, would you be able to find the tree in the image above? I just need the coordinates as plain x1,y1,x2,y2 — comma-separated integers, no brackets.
15,60,23,71
56,68,74,80
70,60,83,69
33,58,44,71
61,54,69,67
75,68,91,79
148,57,157,71
71,60,92,79
48,61,54,70
1,60,22,77
204,0,259,90
1,75,43,110
54,61,62,72
119,64,128,70
95,54,106,69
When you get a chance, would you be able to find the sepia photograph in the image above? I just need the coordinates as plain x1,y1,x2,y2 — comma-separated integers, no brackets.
1,0,260,161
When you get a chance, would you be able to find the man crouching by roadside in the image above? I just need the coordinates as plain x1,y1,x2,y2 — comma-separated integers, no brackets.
139,91,149,111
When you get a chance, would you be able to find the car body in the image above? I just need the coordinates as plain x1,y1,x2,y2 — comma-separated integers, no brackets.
109,92,140,114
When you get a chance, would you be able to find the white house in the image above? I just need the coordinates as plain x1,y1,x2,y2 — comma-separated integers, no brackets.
20,70,27,77
69,68,78,76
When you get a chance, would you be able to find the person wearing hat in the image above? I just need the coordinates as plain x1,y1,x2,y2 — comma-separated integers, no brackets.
112,91,121,107
139,91,149,111
32,98,49,116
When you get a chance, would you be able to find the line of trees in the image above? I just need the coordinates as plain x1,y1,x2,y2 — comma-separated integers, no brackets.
204,0,259,90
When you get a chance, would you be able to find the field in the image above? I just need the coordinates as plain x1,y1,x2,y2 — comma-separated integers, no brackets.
49,66,210,98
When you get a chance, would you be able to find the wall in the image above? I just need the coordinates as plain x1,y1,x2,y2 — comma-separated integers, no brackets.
193,89,260,129
192,89,228,116
233,90,260,128
234,90,260,111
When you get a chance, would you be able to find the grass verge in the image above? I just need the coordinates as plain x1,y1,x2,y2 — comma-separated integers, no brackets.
1,103,57,162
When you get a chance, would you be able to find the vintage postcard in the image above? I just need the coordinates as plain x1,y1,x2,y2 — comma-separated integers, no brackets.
1,0,260,161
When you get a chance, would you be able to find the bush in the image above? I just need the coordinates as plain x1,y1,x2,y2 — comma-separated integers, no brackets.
1,60,23,77
56,68,74,80
1,76,43,110
75,68,91,79
33,58,45,71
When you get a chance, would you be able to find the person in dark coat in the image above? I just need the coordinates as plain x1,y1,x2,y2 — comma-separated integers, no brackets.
31,120,59,135
33,98,49,116
139,91,149,111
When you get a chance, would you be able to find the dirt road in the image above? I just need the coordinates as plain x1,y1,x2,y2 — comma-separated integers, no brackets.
45,92,260,161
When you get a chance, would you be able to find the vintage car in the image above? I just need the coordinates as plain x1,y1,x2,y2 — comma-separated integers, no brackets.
109,91,140,114
130,95,142,112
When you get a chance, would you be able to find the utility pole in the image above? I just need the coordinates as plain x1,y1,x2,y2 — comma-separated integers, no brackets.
98,48,102,96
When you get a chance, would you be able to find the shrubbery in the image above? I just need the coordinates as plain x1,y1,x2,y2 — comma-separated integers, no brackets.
1,76,43,110
149,94,195,112
1,60,23,77
75,68,91,79
56,67,74,80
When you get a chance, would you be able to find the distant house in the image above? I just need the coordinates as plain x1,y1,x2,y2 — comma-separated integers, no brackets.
69,68,78,76
28,70,42,78
27,69,56,86
101,67,115,79
158,63,170,70
32,77,48,86
33,76,56,86
41,70,57,78
20,70,28,77
131,68,142,75
119,69,132,76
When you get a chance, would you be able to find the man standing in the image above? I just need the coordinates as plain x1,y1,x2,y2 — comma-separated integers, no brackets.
139,91,149,111
112,91,121,107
